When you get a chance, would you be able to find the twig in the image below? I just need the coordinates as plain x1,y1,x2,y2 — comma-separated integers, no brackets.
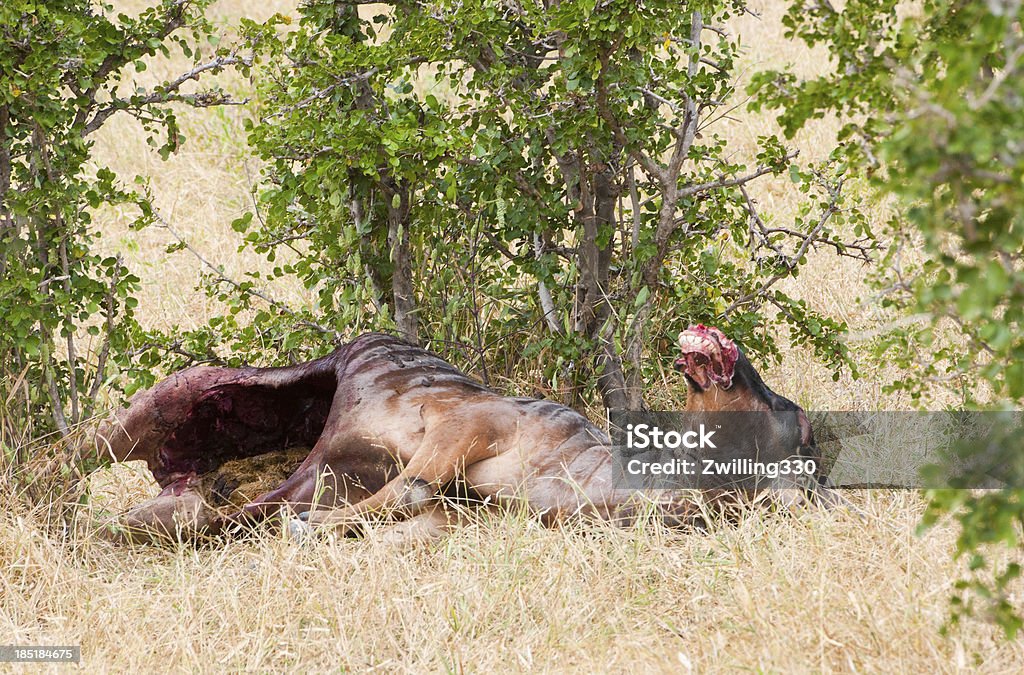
88,256,122,402
265,56,429,120
153,211,341,339
679,153,798,198
721,180,845,316
83,51,255,135
535,233,565,336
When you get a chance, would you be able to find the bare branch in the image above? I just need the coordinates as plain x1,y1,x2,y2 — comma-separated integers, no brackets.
71,0,194,129
83,51,254,135
534,234,565,336
153,211,341,339
721,180,845,316
739,183,785,258
88,257,122,402
637,87,683,114
679,152,798,198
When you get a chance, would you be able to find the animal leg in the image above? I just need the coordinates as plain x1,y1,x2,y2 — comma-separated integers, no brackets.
370,503,459,546
103,488,217,544
228,436,398,525
303,423,493,533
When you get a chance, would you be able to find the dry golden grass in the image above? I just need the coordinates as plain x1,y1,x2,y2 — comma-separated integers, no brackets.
3,491,1023,672
2,0,1020,671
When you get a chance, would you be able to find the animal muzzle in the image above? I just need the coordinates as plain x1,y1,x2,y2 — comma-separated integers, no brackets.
675,324,739,390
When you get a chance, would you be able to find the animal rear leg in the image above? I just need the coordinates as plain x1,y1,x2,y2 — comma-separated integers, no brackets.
302,463,446,531
230,441,394,524
234,463,330,521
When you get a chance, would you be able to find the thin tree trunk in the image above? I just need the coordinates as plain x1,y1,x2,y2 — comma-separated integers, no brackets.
597,323,628,410
615,11,704,411
592,163,629,410
350,180,386,313
386,184,419,345
0,105,10,288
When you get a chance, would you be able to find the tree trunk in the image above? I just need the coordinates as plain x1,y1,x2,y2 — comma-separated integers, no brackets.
591,163,631,410
386,183,419,345
0,105,12,282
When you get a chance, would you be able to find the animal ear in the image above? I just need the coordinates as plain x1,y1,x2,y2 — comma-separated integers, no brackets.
797,410,814,448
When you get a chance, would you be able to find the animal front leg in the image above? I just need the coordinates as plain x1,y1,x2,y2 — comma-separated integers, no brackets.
301,422,494,535
372,503,460,546
103,488,217,544
300,464,446,533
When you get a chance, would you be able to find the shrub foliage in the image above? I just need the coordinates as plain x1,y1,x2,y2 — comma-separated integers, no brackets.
753,0,1024,638
216,0,871,409
0,0,252,443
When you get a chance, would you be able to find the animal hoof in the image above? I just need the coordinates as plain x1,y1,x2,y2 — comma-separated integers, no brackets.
286,517,312,543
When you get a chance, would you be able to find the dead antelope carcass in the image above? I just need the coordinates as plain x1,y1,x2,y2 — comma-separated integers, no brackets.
94,327,834,543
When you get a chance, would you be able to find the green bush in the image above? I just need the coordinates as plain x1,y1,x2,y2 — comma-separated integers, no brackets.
204,0,872,411
753,0,1024,638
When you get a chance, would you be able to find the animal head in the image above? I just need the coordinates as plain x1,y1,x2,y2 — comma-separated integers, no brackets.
673,324,740,392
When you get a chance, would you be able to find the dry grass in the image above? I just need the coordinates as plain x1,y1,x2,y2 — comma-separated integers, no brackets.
3,491,1023,672
2,0,1020,671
